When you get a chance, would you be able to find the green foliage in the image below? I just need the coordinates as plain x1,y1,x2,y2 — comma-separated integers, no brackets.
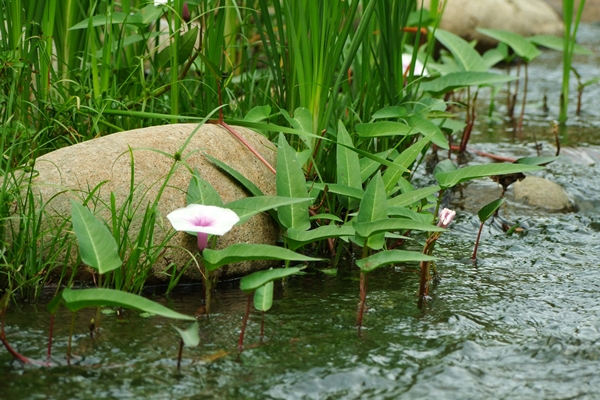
202,244,322,272
240,267,305,293
61,288,195,320
356,250,436,273
70,200,122,274
253,281,274,312
434,160,544,189
478,198,505,223
477,29,541,61
276,134,311,231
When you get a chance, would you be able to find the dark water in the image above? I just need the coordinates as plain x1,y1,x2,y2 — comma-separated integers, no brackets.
3,25,600,400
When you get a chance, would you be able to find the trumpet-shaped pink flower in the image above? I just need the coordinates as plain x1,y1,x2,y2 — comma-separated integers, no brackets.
437,208,456,228
167,204,240,251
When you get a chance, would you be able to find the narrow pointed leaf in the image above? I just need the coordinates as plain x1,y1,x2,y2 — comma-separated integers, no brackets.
309,183,364,201
286,225,355,250
478,198,505,222
336,121,362,209
435,163,544,188
421,71,519,94
187,168,224,206
276,134,311,230
354,218,444,238
387,185,441,208
204,154,264,197
62,288,195,320
240,267,305,293
254,282,274,312
434,29,488,71
477,28,541,61
355,172,387,249
226,196,313,225
527,35,593,55
355,121,413,138
515,156,559,165
202,244,321,271
70,200,122,274
356,250,436,273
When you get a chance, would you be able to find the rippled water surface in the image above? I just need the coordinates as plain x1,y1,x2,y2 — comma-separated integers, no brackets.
3,25,600,400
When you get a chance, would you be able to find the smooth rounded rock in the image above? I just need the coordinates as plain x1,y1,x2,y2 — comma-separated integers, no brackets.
513,176,575,212
423,0,563,50
30,123,279,283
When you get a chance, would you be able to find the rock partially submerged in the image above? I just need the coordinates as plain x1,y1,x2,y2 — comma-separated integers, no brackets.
30,123,278,283
422,0,563,50
513,176,576,212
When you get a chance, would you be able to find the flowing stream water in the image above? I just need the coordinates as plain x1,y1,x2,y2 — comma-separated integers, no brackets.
2,25,600,400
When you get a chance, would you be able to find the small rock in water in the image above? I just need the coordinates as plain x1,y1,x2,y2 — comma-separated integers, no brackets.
513,176,576,213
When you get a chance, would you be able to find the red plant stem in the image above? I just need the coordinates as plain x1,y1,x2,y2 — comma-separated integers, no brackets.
260,312,265,342
47,314,55,363
449,145,517,163
177,338,183,371
459,91,478,153
238,294,252,352
418,259,430,299
357,272,368,328
472,222,485,260
517,63,529,137
214,121,277,174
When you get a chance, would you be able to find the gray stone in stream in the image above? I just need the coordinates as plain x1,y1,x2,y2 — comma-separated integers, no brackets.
513,176,576,212
422,0,562,51
30,123,278,283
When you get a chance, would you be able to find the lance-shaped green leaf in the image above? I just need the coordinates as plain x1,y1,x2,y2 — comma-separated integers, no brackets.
527,34,593,55
336,121,362,210
387,207,434,223
434,29,488,71
387,185,441,208
515,156,559,166
477,28,541,61
226,196,313,225
383,134,435,195
70,200,122,274
355,121,413,138
435,163,544,189
421,71,519,94
254,281,274,312
187,168,224,207
285,225,356,251
309,183,364,201
356,250,436,273
409,115,449,149
360,149,394,182
354,218,445,238
478,198,505,222
276,134,311,231
62,288,195,320
371,106,408,120
202,244,321,271
204,154,264,197
173,321,200,347
240,267,305,293
354,172,388,249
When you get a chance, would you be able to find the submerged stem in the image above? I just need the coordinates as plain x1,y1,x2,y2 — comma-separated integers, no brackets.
238,294,252,352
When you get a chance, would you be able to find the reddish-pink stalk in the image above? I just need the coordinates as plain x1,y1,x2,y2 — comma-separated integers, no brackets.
238,294,252,352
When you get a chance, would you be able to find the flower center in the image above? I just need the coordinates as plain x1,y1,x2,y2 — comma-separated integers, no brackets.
191,215,215,228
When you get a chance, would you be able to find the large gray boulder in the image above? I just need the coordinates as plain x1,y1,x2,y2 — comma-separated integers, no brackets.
31,123,279,283
423,0,563,50
513,176,576,212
